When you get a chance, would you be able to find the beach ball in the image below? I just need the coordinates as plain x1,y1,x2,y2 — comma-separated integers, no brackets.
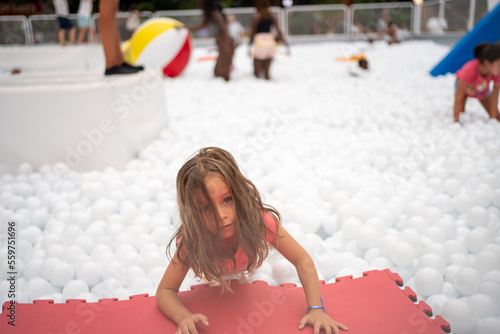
124,18,192,77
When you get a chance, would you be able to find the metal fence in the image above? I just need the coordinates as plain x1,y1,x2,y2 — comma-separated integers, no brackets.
0,0,489,46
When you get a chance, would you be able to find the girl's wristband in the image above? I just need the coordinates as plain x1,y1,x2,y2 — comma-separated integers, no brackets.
307,298,326,314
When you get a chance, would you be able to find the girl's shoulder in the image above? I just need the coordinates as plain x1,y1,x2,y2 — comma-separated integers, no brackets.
457,59,479,81
262,210,279,237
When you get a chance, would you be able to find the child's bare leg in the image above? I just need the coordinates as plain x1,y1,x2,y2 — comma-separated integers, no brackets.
253,59,260,78
77,28,86,43
263,59,272,80
58,29,65,45
479,96,495,119
68,27,76,44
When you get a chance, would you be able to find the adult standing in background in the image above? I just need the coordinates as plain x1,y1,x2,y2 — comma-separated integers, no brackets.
99,0,143,75
189,0,234,81
53,0,76,45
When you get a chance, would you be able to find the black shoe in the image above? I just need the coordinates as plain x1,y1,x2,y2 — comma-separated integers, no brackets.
104,64,139,76
122,62,144,71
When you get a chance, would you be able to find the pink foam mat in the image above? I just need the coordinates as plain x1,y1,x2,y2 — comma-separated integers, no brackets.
1,269,450,333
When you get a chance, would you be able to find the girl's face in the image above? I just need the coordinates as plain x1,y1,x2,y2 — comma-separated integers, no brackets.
199,174,236,238
486,59,500,76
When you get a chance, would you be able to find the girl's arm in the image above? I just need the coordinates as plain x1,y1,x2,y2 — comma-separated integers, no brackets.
489,84,500,120
271,225,348,334
156,249,209,334
454,80,467,122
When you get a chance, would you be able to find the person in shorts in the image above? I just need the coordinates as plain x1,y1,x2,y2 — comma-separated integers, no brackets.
53,0,76,45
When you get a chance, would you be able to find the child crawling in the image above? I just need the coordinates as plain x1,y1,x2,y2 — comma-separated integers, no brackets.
156,147,348,334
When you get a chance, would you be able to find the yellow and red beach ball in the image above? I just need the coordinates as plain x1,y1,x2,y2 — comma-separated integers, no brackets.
124,17,192,77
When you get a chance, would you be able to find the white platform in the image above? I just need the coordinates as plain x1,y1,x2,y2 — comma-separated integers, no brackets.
0,46,168,173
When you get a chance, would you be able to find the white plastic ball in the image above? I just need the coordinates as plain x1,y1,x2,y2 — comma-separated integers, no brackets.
318,180,335,201
474,250,500,273
355,226,379,249
454,267,483,296
443,178,461,196
129,277,154,295
425,294,449,316
445,239,467,255
330,191,349,210
453,193,473,214
492,189,500,207
406,216,428,233
389,241,416,267
63,280,89,300
378,234,400,257
414,267,444,296
441,281,459,299
370,257,393,270
143,251,166,272
450,253,473,268
340,217,362,240
423,226,446,243
76,292,99,303
92,198,112,220
23,258,44,280
473,189,491,207
49,262,75,287
417,253,446,274
474,317,500,334
322,215,340,236
466,206,490,228
465,228,492,253
25,277,52,300
444,265,461,283
435,194,454,213
39,257,62,280
337,204,356,223
440,299,478,334
76,262,101,286
467,293,500,318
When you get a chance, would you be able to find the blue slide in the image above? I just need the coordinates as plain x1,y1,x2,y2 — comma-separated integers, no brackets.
430,3,500,77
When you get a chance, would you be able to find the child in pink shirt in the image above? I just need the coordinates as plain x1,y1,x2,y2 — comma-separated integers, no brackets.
454,42,500,123
156,147,348,334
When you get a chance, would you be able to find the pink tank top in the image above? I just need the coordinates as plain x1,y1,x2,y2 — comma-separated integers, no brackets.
177,211,278,275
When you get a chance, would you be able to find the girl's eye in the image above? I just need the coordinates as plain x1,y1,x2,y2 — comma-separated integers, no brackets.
223,197,232,204
200,204,210,212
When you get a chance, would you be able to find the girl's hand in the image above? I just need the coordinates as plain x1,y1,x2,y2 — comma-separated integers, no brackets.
298,309,348,334
175,313,209,334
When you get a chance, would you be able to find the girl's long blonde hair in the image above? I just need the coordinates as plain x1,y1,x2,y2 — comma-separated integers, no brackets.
167,147,281,292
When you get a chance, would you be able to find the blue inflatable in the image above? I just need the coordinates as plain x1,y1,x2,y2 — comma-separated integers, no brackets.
430,3,500,77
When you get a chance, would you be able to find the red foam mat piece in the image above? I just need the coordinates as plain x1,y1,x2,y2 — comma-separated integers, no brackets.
1,269,450,333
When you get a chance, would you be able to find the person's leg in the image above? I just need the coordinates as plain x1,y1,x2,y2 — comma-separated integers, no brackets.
479,96,493,118
68,27,76,44
253,58,259,78
77,27,86,43
99,0,122,69
263,59,272,80
89,26,97,43
58,29,65,45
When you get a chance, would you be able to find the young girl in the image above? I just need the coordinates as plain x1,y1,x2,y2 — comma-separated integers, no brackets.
76,0,97,44
156,147,348,334
249,0,288,80
454,42,500,123
189,0,234,81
